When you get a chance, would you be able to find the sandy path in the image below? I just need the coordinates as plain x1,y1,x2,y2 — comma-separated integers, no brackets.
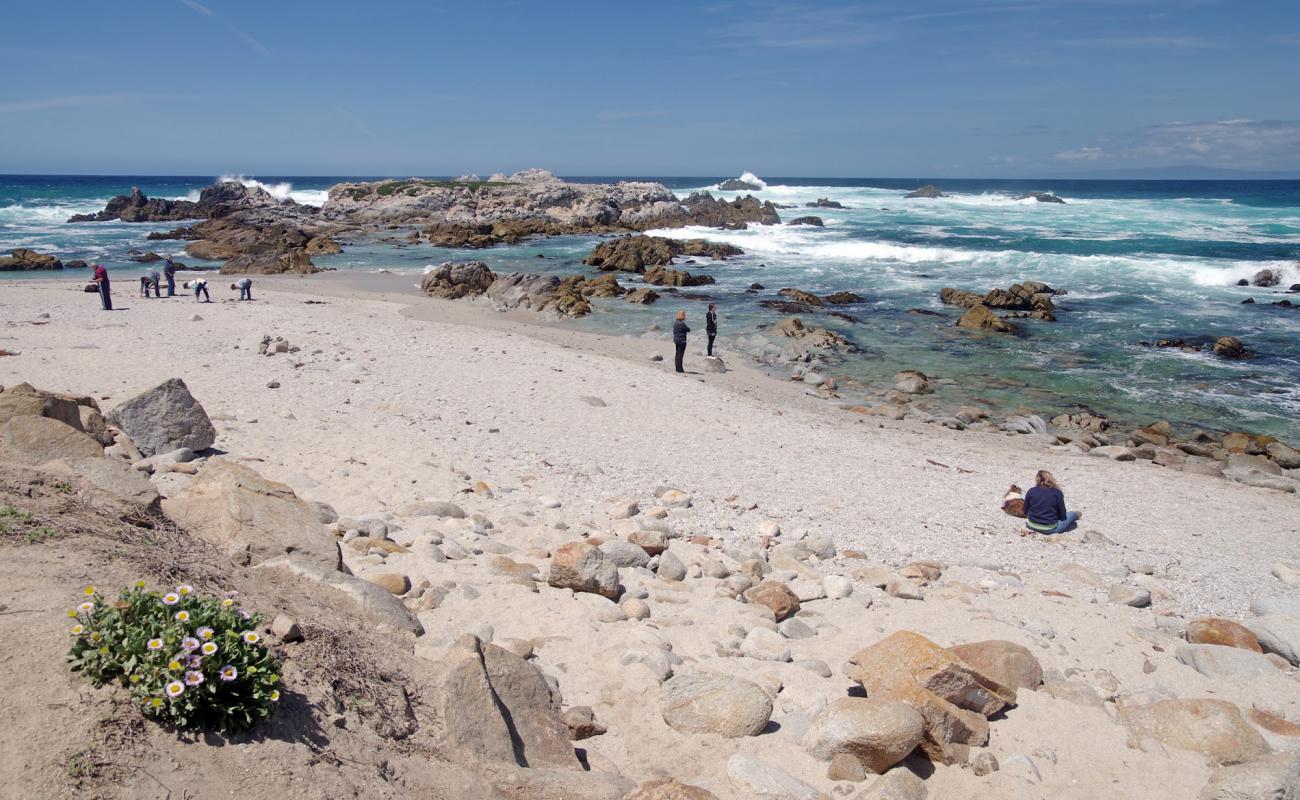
1,276,1295,618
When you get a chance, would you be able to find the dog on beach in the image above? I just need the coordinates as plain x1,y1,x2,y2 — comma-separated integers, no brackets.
1002,484,1026,518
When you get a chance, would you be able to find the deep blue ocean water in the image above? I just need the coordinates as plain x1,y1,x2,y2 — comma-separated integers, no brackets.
2,173,1298,440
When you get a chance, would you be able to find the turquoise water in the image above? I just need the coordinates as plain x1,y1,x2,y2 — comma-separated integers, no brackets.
3,174,1298,440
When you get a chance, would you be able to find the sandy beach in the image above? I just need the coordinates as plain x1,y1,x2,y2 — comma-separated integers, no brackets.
2,275,1294,618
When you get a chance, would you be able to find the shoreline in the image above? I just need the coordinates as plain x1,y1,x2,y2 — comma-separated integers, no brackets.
2,275,1296,620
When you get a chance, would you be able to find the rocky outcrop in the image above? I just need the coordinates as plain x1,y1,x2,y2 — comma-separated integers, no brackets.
105,378,216,456
770,317,858,351
481,273,597,318
719,178,762,191
221,248,317,275
1117,699,1269,765
940,281,1059,313
1212,336,1247,359
806,198,846,208
0,248,63,271
421,261,497,299
905,185,946,199
787,216,824,226
0,415,104,466
1017,191,1067,204
1251,269,1280,287
583,235,743,273
643,267,715,287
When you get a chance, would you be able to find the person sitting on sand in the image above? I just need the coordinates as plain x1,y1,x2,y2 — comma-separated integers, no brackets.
231,277,253,301
672,310,690,373
185,277,210,303
1020,469,1082,536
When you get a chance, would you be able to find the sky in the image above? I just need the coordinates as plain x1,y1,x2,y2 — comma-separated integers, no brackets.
2,0,1299,177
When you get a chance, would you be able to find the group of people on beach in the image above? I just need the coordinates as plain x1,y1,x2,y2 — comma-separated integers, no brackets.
86,257,253,310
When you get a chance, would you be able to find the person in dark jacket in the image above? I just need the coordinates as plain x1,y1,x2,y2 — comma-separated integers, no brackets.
672,310,690,373
1020,470,1081,536
705,303,718,356
163,256,177,297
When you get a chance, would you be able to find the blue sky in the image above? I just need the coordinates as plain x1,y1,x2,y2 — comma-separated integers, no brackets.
2,0,1298,176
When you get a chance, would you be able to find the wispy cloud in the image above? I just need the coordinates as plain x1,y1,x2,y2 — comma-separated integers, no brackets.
179,0,271,56
596,109,670,121
712,3,889,49
0,93,187,114
179,0,215,17
894,4,1044,25
1056,34,1217,49
1056,119,1300,169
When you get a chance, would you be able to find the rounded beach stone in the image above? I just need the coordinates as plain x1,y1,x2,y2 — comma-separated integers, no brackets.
948,640,1044,691
743,580,801,621
547,541,620,598
365,572,410,595
803,696,925,774
660,671,772,738
1187,618,1263,652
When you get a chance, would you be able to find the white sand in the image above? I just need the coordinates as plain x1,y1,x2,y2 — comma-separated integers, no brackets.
3,276,1293,618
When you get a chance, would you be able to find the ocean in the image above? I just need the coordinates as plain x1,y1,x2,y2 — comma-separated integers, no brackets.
2,173,1298,440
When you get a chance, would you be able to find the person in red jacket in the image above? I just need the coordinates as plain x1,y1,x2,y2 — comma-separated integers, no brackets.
89,262,112,310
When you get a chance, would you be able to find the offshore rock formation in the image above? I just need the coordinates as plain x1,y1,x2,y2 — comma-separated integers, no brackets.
583,235,743,273
0,248,63,271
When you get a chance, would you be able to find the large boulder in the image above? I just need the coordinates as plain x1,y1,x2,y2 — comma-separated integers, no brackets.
1118,699,1271,765
1213,337,1248,359
0,415,103,466
433,634,578,769
0,382,85,430
105,378,215,457
421,261,497,299
803,697,925,773
947,640,1043,691
42,456,160,514
583,235,742,273
547,541,620,598
660,671,773,738
161,458,338,572
725,754,822,800
743,580,801,621
1175,644,1281,680
1198,752,1300,800
906,185,946,199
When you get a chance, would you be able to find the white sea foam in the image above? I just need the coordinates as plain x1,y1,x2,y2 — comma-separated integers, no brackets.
737,171,767,189
216,175,327,207
1188,260,1298,287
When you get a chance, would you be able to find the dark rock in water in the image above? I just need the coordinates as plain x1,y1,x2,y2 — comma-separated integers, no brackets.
759,300,815,314
823,291,863,305
956,304,1017,333
1236,279,1249,286
719,178,763,191
535,253,546,258
644,266,715,287
1289,283,1300,292
909,308,942,316
1015,192,1066,204
1241,297,1256,304
940,282,1058,319
131,251,163,263
905,184,946,199
778,288,824,306
1212,336,1247,359
0,248,63,271
65,259,87,270
1154,338,1199,350
147,226,203,241
788,216,824,226
806,198,845,209
829,311,863,324
677,192,782,228
624,287,659,305
1252,269,1280,287
421,261,497,299
749,283,765,290
583,235,742,273
1274,299,1294,308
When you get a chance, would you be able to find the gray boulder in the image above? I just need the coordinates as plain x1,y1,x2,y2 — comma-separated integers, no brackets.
1198,752,1300,800
660,671,773,738
1244,615,1300,666
1175,644,1281,680
105,378,215,457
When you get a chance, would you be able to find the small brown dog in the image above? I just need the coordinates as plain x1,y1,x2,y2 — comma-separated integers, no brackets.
1002,484,1026,518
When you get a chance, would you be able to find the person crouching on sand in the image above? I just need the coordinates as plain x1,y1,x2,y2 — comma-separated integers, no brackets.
185,277,210,303
672,310,690,373
1020,469,1082,536
231,277,253,301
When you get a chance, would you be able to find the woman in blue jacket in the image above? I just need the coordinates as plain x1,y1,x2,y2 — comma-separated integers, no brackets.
1020,470,1082,535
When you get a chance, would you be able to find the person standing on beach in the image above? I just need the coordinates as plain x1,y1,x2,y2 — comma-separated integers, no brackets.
89,262,112,310
705,303,718,357
672,310,690,373
1020,470,1083,536
231,277,253,301
163,256,177,297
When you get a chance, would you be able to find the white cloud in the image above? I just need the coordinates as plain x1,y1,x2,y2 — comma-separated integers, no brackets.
179,0,215,17
1054,146,1104,161
179,0,270,56
0,93,186,113
1055,120,1300,170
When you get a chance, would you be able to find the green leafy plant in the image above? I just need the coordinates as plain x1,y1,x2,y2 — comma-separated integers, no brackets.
0,505,62,543
66,583,282,733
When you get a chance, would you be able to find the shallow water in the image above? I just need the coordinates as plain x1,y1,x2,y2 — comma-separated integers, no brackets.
3,174,1298,440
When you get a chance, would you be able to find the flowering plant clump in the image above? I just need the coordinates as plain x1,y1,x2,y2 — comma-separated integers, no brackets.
66,583,282,733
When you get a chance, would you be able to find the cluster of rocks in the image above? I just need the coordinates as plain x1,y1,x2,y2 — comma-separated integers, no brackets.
583,235,743,273
806,198,846,209
1144,336,1252,360
419,262,645,317
718,178,763,191
1014,192,1066,204
0,248,64,271
1237,268,1299,289
787,216,824,226
905,185,946,199
940,281,1062,331
257,334,298,356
